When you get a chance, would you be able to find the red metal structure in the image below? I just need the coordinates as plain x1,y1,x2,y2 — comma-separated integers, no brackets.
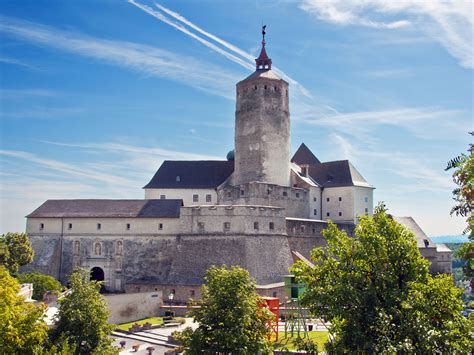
260,297,280,340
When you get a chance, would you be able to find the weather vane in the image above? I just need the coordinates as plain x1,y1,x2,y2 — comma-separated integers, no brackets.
262,25,266,42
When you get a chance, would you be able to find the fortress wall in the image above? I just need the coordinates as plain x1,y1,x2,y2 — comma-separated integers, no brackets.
20,234,61,279
218,182,310,218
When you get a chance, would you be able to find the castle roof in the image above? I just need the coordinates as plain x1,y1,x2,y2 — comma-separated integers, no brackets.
393,216,436,249
308,160,372,188
144,160,234,189
26,199,183,218
292,143,321,165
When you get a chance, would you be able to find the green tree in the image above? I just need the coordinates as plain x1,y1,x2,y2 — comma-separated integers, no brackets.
0,266,48,353
175,265,274,354
0,232,34,275
18,272,63,301
50,269,116,354
445,132,473,238
292,204,473,353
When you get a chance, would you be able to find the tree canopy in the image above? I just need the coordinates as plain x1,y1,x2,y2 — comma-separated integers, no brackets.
175,265,274,354
18,272,63,301
50,269,116,354
292,204,473,353
0,232,34,275
0,266,48,353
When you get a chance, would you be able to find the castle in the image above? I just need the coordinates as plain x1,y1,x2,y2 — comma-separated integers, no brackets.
24,33,451,302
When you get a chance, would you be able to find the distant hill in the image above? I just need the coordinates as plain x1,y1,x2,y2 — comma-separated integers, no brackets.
430,235,469,244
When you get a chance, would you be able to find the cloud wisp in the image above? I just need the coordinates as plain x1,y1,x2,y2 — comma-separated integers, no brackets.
0,15,239,99
298,0,474,69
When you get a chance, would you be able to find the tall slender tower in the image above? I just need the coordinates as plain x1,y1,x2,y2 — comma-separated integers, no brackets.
233,27,290,187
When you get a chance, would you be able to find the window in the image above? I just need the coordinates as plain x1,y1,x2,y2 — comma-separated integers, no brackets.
240,190,245,196
160,195,166,199
312,227,316,234
313,197,317,202
273,291,278,297
68,223,72,230
283,191,288,197
269,222,274,230
206,194,212,203
267,189,272,195
193,194,199,202
339,212,342,216
327,212,330,217
365,208,369,214
159,223,163,230
198,222,205,231
97,223,101,230
365,197,369,203
264,85,267,90
296,192,300,198
223,222,230,231
126,223,131,230
314,209,317,216
326,197,330,202
176,175,181,182
300,225,305,233
40,223,44,230
339,197,342,201
190,290,195,297
254,222,259,230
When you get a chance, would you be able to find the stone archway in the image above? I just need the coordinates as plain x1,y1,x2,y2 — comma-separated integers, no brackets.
90,267,105,282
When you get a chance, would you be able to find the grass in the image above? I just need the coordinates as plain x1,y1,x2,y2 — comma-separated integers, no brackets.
273,331,329,351
115,317,164,331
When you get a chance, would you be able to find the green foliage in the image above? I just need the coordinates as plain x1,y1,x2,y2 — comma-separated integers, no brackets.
445,132,473,237
175,265,274,354
0,232,34,275
293,336,318,354
50,268,117,354
0,266,48,354
18,272,63,301
292,203,473,353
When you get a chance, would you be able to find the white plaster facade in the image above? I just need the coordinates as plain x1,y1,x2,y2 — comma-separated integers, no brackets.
144,188,216,205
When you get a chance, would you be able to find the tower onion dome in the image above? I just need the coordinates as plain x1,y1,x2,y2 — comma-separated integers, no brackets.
226,149,235,161
255,25,272,70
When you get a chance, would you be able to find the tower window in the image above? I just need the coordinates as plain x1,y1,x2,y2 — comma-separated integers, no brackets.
176,175,181,182
365,197,369,203
264,85,267,90
97,223,101,230
223,222,230,231
339,197,342,201
240,190,245,196
274,86,277,91
314,209,317,216
126,223,131,230
267,188,272,195
339,212,342,216
68,223,72,230
296,192,300,198
254,85,257,90
206,194,212,202
159,223,163,230
283,191,288,197
193,194,199,202
313,197,317,202
326,197,330,202
254,222,259,230
269,222,274,230
40,223,44,230
365,208,369,214
327,212,330,217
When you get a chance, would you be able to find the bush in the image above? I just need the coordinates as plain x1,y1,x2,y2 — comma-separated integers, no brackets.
18,272,62,300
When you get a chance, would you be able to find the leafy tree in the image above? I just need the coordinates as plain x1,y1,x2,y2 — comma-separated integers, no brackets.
292,204,473,353
0,232,34,275
445,131,473,237
50,269,116,354
18,272,63,301
175,265,274,354
0,266,48,353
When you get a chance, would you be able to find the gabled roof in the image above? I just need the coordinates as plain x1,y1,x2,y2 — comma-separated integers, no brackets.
292,143,321,165
27,199,183,218
308,160,372,188
144,160,234,189
393,216,436,249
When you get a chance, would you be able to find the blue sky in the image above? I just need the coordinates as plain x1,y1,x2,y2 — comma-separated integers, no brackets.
0,0,472,236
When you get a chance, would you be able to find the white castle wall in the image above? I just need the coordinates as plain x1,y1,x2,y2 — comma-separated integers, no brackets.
144,188,217,205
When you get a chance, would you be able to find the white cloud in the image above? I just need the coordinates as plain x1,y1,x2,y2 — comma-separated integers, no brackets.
0,56,37,70
0,89,59,100
0,15,239,99
299,0,474,68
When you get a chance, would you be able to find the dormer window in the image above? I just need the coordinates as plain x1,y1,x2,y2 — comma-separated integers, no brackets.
176,176,181,182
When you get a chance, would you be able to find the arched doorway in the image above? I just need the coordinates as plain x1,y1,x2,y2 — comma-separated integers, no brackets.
90,267,105,282
90,267,106,293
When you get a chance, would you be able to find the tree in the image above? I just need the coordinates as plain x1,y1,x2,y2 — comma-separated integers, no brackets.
0,232,34,275
0,266,48,353
445,132,473,237
50,269,116,354
18,272,63,301
175,265,274,354
292,204,473,353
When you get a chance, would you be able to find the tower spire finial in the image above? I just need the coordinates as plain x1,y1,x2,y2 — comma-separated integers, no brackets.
255,25,272,71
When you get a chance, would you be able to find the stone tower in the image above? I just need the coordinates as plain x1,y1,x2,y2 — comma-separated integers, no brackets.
233,29,290,187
